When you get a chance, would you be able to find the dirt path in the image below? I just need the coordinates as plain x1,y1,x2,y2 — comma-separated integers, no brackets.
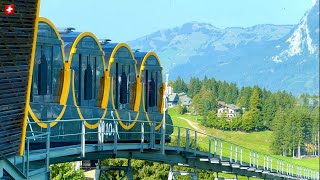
178,117,206,134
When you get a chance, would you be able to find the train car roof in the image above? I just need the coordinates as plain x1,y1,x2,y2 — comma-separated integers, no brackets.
60,31,103,62
101,43,136,67
133,51,162,73
60,31,81,45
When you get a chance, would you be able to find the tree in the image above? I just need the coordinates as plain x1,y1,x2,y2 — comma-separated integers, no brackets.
238,87,262,132
177,100,187,115
190,94,204,116
190,87,217,117
202,76,211,90
249,87,263,130
249,87,262,111
50,162,85,180
230,116,242,131
271,108,287,155
187,77,202,98
172,76,188,93
261,94,277,129
205,111,220,127
219,118,229,131
241,111,255,132
274,91,295,109
311,107,320,156
217,81,227,101
236,87,253,110
296,107,312,158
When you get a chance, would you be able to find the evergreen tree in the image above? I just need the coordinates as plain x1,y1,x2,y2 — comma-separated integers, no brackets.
249,87,262,111
202,76,211,90
177,100,188,115
187,77,202,98
230,116,242,131
172,76,188,93
236,87,253,110
261,94,277,129
190,94,204,116
271,108,287,155
248,87,263,130
311,107,320,155
217,81,227,101
205,110,220,128
241,111,255,132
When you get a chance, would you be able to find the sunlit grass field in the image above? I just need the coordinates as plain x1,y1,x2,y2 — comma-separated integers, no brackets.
168,107,320,171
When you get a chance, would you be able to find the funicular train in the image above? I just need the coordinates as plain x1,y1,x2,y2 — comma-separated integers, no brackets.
27,17,173,145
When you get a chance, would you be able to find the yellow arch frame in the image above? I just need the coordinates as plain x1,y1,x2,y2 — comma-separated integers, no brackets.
139,52,165,130
67,32,108,129
28,17,68,128
107,43,141,130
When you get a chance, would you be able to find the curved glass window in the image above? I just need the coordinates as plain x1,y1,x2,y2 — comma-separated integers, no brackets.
37,22,58,39
31,22,63,103
111,46,136,110
71,36,104,106
142,55,162,112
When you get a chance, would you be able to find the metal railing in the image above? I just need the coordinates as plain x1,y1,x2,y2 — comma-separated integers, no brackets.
23,118,319,180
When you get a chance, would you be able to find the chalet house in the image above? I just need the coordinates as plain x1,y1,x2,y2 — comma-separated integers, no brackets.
178,92,192,107
217,101,241,119
168,93,179,107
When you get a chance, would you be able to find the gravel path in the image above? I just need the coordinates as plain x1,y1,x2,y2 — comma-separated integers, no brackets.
177,117,206,134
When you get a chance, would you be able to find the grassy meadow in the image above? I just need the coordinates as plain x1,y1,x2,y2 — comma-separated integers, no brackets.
168,107,320,171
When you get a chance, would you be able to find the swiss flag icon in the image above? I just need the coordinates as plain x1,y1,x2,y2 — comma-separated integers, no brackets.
4,4,15,15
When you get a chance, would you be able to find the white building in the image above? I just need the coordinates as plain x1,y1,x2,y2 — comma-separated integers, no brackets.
217,101,241,119
167,86,173,95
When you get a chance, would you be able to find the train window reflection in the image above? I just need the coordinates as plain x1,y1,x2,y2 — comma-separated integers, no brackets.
115,63,133,110
38,46,48,95
73,53,103,106
145,70,161,112
31,21,63,103
32,44,62,103
84,56,93,100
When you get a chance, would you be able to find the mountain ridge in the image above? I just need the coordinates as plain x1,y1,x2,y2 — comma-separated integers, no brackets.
128,2,319,95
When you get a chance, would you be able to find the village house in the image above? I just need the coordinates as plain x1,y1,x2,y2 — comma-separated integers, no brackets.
168,93,179,107
217,101,241,119
166,86,178,107
178,92,192,107
166,87,192,108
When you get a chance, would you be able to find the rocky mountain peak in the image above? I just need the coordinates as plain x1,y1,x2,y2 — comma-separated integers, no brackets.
272,0,319,62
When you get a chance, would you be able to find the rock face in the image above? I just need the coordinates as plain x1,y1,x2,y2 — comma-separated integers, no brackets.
128,1,319,95
273,0,319,63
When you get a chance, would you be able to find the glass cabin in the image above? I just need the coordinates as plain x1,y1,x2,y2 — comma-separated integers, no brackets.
134,52,163,113
61,32,105,107
31,20,64,103
103,43,136,111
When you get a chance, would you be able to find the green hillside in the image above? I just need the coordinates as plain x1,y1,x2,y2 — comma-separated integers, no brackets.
168,107,320,170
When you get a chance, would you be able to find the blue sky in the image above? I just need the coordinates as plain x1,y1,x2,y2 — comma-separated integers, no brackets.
40,0,313,42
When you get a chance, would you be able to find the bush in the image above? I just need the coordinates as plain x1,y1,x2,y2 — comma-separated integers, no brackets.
50,162,85,180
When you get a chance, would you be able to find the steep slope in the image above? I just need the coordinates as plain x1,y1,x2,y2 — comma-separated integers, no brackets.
272,0,319,63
